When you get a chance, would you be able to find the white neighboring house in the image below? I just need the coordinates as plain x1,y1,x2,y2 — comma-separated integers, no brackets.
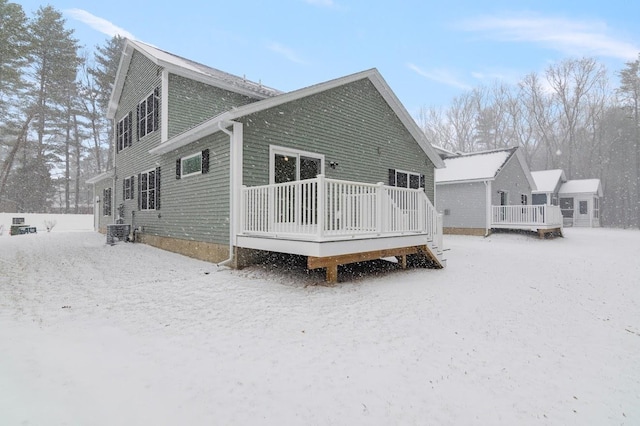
558,179,603,227
531,169,566,206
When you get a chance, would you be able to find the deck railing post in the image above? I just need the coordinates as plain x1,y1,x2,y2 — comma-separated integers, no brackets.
376,182,384,234
240,185,247,234
317,175,325,239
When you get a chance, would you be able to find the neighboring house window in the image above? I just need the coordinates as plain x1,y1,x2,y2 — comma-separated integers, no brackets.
579,200,588,215
560,197,574,218
123,176,135,200
176,149,210,179
138,167,161,210
117,112,133,152
593,197,599,218
388,169,425,189
521,194,528,205
138,88,160,139
103,188,112,216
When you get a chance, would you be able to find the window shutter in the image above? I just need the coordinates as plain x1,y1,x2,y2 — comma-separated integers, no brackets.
388,169,396,186
420,174,425,189
137,173,142,210
136,104,141,141
202,149,210,174
176,158,181,179
127,111,133,147
153,87,160,131
155,166,161,210
131,176,135,199
122,179,126,200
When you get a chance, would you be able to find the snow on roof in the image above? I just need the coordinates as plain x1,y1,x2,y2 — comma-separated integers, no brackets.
435,148,514,183
531,169,565,193
559,179,601,195
131,40,282,98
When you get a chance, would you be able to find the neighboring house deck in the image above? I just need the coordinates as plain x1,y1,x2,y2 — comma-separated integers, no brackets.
435,147,563,237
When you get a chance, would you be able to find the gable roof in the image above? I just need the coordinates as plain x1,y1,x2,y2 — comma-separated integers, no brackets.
531,169,566,194
435,147,518,184
559,179,603,197
107,39,282,119
149,68,445,168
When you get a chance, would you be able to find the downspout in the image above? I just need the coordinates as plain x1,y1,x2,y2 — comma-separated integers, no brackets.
217,121,236,267
484,180,491,237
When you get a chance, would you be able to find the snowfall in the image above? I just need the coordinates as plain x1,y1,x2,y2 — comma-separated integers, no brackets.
1,221,639,425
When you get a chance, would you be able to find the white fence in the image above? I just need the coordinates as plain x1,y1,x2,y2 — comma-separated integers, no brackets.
491,205,563,228
0,213,93,235
242,175,442,243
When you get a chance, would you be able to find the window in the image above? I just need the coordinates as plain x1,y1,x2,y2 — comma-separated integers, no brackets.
139,168,161,210
176,150,210,180
521,194,528,205
117,112,132,152
388,169,424,189
103,188,112,216
593,197,599,219
138,88,159,139
123,176,135,200
579,200,588,215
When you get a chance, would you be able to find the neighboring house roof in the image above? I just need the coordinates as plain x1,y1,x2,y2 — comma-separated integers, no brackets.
531,169,566,194
559,179,603,197
431,144,459,159
107,39,282,119
435,147,518,184
149,68,445,169
85,169,114,185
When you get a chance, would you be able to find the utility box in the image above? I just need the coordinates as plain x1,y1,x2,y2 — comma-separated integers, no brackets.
106,224,130,245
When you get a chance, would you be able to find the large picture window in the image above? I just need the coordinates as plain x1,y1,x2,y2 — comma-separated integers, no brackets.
138,88,159,139
117,112,132,152
138,168,161,210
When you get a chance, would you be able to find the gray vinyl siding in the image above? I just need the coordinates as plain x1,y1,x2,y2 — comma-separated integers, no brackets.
113,51,163,235
238,78,436,202
436,182,487,228
167,74,258,139
491,155,532,206
155,133,230,243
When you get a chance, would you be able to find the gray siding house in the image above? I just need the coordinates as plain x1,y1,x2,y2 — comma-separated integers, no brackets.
88,39,446,281
435,147,563,237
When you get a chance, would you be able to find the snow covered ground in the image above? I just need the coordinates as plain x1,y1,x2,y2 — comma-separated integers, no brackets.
1,228,639,425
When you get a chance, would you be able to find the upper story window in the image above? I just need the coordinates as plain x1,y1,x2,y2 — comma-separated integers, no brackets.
117,112,132,152
138,87,159,140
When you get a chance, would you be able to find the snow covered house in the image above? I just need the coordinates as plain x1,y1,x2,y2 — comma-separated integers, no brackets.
86,39,446,282
435,147,563,237
531,169,566,206
558,179,603,227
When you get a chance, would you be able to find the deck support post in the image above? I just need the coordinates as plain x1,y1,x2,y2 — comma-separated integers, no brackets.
326,265,338,283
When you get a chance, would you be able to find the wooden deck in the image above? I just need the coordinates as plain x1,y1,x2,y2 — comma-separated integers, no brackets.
491,205,563,238
238,175,445,282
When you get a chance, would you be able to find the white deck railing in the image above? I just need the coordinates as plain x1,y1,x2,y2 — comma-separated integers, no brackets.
491,205,563,228
242,175,442,244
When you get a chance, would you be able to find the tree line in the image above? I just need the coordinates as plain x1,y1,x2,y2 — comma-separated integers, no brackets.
0,1,122,213
1,1,639,228
418,57,640,228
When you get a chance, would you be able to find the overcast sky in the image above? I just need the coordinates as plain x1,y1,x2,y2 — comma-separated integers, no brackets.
16,0,640,114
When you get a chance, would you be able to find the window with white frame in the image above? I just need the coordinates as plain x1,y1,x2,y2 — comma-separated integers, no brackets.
117,112,132,152
123,176,135,200
103,188,112,216
139,168,160,210
594,197,599,218
138,88,159,139
389,169,424,189
176,150,210,179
